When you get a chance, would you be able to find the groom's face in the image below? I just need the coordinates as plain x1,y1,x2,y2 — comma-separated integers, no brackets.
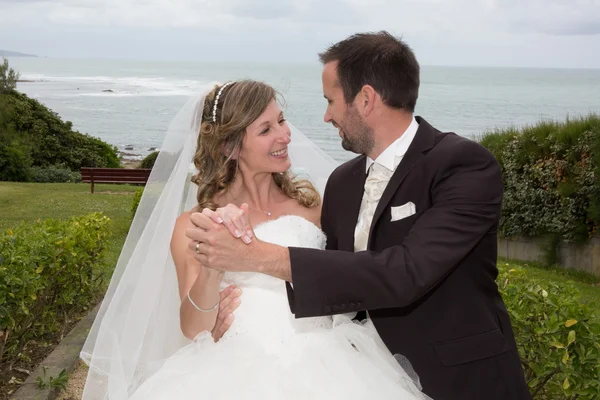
322,62,374,155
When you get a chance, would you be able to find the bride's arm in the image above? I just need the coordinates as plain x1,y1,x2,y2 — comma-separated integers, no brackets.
171,212,224,340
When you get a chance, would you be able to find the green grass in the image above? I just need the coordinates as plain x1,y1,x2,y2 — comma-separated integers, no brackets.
500,258,600,318
0,181,137,282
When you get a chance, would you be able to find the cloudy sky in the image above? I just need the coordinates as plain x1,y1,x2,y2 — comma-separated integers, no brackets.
1,0,599,68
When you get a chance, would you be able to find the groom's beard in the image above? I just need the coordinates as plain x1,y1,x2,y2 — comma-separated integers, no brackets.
338,107,374,155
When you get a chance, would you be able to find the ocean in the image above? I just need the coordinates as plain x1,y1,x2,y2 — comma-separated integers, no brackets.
6,57,600,163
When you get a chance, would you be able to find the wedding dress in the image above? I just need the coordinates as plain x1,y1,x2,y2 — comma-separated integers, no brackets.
129,215,428,400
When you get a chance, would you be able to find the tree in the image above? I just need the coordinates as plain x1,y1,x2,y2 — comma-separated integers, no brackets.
0,58,20,94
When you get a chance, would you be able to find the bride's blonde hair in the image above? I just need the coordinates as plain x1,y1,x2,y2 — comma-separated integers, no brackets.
191,80,321,211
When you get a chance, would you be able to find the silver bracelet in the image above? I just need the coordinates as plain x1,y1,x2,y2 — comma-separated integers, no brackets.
187,289,220,312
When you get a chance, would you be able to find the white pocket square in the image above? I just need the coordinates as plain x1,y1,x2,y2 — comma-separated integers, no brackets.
391,202,416,222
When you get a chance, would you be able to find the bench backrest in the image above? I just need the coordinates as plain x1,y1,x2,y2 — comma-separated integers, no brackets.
81,167,152,184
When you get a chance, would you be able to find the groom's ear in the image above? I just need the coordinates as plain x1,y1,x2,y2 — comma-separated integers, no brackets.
360,85,376,116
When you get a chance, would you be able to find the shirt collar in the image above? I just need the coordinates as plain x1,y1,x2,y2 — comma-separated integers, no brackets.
366,116,419,173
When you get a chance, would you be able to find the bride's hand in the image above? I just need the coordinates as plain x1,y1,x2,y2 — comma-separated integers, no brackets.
202,204,253,244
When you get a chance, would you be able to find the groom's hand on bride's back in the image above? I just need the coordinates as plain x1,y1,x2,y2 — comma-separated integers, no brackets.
202,203,253,244
212,284,242,342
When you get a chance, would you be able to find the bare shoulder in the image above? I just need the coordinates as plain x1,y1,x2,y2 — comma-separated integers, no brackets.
306,203,322,228
174,210,194,232
288,200,322,229
171,209,197,251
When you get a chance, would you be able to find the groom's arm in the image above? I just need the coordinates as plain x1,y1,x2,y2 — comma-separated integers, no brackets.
283,140,503,318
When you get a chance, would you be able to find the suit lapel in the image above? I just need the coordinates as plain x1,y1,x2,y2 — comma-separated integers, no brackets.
340,156,367,251
367,117,438,247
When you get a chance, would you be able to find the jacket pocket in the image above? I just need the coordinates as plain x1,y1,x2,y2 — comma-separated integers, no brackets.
433,328,511,366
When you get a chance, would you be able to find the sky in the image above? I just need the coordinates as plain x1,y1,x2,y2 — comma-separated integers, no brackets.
1,0,599,68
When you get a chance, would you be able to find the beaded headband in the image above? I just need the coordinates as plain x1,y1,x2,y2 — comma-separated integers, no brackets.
211,81,235,122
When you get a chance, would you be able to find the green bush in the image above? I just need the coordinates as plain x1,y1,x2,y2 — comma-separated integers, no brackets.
0,213,112,364
0,91,121,172
0,141,31,182
131,188,144,218
30,164,82,183
498,265,600,399
140,151,159,169
481,114,600,243
0,62,121,183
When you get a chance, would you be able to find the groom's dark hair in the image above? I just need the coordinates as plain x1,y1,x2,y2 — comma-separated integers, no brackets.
319,31,419,112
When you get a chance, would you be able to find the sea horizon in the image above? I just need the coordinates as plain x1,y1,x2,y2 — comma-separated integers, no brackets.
5,56,600,163
7,53,600,71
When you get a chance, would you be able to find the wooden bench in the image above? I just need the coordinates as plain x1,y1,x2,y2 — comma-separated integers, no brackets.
81,167,152,193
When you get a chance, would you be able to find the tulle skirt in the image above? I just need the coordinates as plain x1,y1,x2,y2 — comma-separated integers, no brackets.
130,316,430,400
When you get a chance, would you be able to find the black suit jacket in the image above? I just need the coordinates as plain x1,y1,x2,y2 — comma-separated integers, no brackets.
286,117,531,400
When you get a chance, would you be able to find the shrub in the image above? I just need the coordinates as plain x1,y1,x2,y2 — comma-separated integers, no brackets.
0,141,31,182
0,213,112,363
0,67,121,183
0,91,121,171
131,188,144,218
30,164,82,183
498,265,600,399
481,114,600,243
140,151,159,169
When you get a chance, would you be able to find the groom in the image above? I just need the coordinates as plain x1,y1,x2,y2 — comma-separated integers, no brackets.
187,31,531,400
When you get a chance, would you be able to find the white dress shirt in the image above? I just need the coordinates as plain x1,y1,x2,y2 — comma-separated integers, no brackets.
354,117,419,252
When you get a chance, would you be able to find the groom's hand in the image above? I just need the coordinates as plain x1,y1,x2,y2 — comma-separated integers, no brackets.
202,204,253,244
186,212,260,273
212,285,242,342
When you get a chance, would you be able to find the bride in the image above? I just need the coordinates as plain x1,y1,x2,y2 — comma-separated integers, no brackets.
80,80,430,399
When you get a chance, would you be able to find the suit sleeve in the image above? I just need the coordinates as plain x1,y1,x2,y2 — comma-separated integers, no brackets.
287,140,503,318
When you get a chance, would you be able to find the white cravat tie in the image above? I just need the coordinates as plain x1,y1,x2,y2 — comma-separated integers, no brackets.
354,162,394,252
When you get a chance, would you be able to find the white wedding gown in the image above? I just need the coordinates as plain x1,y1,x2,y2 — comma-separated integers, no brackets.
130,215,429,400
